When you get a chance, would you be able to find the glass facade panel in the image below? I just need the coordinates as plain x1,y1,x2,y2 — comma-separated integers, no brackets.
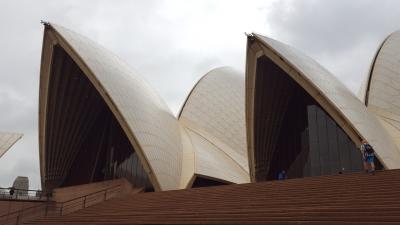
51,46,153,191
326,117,340,174
307,105,320,177
305,105,363,177
191,177,227,188
316,106,331,175
254,56,376,181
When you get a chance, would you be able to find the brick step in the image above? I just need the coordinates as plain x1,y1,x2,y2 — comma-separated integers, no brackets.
24,169,400,225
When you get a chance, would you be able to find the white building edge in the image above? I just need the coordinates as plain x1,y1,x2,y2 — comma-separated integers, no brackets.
38,22,400,191
0,132,23,158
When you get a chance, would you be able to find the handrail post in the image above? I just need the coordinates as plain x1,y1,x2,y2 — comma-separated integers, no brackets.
83,196,86,209
104,189,107,201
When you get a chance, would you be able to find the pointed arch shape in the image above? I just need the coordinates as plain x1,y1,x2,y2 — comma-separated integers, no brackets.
364,30,400,154
246,33,400,181
179,67,250,184
39,24,184,191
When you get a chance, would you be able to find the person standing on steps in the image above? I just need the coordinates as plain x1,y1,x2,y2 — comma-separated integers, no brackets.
9,187,15,198
277,170,287,180
361,139,375,174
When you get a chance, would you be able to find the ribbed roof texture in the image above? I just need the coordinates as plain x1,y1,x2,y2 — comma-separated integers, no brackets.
39,23,400,191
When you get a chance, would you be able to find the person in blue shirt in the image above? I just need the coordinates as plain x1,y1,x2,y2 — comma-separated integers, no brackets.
361,139,375,174
277,170,287,180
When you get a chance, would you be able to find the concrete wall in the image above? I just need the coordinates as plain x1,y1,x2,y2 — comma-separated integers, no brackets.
52,179,133,203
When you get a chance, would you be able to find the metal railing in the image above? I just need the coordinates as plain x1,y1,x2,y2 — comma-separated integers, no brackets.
0,184,122,225
0,188,46,201
55,184,122,216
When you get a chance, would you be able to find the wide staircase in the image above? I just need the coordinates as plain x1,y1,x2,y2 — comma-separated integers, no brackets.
26,169,400,225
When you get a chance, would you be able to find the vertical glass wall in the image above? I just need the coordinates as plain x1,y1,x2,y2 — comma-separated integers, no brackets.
284,105,363,179
51,47,153,191
191,176,228,188
254,56,375,181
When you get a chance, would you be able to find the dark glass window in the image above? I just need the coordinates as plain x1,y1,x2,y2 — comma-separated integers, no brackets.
253,56,378,181
303,105,363,177
47,46,153,190
191,177,228,188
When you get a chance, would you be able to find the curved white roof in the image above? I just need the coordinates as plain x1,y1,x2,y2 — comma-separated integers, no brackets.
247,33,400,169
365,31,400,153
179,68,248,169
39,24,252,190
39,24,183,191
40,23,400,190
179,67,249,184
0,132,22,158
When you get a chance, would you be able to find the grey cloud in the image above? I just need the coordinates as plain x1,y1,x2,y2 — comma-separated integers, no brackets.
267,0,400,55
266,0,400,92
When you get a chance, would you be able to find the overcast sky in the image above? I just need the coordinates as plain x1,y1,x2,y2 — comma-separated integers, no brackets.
1,0,400,190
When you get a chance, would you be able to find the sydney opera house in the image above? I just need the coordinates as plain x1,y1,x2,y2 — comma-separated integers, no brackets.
35,23,400,192
2,22,400,224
